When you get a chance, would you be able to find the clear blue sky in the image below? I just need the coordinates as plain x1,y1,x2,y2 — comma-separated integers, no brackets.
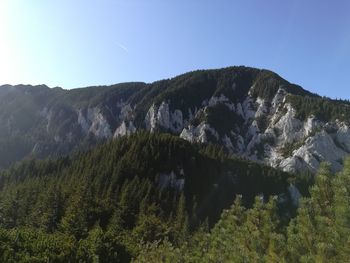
1,0,350,99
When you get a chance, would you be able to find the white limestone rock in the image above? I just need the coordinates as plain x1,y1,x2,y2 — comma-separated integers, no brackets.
157,102,171,130
274,104,303,144
76,108,112,139
180,122,219,144
242,96,256,122
171,110,184,133
303,116,320,136
114,121,136,138
77,110,90,134
208,94,235,111
335,123,350,152
70,87,350,174
271,88,287,109
280,131,347,173
87,108,112,139
145,102,184,133
255,97,268,118
279,156,308,173
119,103,133,120
145,104,158,132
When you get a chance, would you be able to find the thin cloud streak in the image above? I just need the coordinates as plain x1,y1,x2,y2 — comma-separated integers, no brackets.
116,42,129,53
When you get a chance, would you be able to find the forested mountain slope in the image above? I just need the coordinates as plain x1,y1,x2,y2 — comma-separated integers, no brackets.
0,132,295,262
1,66,350,172
137,159,350,262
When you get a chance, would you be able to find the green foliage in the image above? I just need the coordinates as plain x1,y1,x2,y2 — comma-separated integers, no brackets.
250,70,312,101
202,104,243,137
4,131,350,262
0,228,76,262
0,132,292,262
137,157,350,262
287,94,350,122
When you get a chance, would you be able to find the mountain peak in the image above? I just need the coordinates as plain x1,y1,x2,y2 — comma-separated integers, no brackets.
0,66,349,173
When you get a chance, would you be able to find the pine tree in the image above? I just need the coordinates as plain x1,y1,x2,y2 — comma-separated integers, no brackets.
40,186,65,232
207,195,246,262
133,204,169,243
331,158,350,260
60,186,90,240
287,163,337,262
174,193,189,244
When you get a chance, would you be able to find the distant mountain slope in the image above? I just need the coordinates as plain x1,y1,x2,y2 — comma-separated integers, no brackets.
1,66,350,172
0,132,293,224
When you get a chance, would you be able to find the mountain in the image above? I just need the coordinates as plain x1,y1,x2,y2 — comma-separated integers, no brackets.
1,66,350,173
0,132,296,261
1,66,348,261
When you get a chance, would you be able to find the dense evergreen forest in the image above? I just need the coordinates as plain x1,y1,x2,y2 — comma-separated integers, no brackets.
0,132,299,262
0,132,349,262
137,160,350,262
0,129,348,263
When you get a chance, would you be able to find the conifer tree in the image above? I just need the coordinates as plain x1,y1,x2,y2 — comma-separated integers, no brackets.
40,186,65,232
60,187,90,240
287,163,338,261
174,192,189,244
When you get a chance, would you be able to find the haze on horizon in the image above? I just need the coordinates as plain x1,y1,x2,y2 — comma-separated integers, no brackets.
0,0,350,99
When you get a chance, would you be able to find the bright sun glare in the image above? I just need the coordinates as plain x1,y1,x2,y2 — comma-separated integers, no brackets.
0,2,22,84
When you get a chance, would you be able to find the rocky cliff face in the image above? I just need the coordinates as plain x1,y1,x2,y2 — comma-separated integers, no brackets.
142,86,350,174
1,66,350,173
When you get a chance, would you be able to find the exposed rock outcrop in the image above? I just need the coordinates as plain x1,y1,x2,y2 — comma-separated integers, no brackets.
2,67,350,174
